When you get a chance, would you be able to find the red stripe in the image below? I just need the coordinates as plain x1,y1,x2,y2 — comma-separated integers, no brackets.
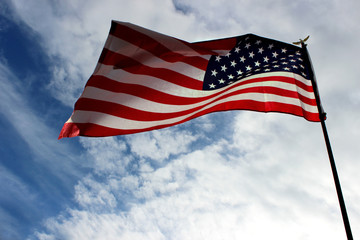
176,37,236,55
85,75,316,106
191,37,237,51
74,86,317,121
59,101,320,138
86,76,200,105
110,23,210,70
99,50,203,90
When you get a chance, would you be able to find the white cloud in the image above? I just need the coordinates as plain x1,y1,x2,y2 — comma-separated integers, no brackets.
79,137,129,175
126,129,198,162
33,111,353,239
36,124,347,239
75,175,118,210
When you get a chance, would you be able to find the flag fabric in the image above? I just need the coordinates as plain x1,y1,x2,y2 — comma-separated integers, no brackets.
59,20,320,139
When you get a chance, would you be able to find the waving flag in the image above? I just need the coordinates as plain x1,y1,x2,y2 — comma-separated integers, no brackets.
59,20,320,138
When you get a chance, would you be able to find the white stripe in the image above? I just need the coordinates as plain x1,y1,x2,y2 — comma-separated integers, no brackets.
94,64,205,92
105,35,207,79
94,64,313,97
68,92,318,129
81,80,316,114
212,49,232,55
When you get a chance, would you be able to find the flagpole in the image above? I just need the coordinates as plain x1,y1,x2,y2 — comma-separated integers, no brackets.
300,40,353,240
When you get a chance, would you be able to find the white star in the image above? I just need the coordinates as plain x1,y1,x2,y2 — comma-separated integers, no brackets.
264,68,271,72
228,74,234,79
249,52,255,58
273,65,280,68
246,65,252,71
255,40,262,45
211,69,218,76
296,51,301,55
219,78,225,84
263,56,269,62
221,65,227,72
225,52,231,57
245,43,251,49
215,56,221,62
298,58,303,62
290,59,296,62
234,47,240,53
283,67,290,71
281,48,287,53
240,56,246,62
268,44,274,49
272,52,279,58
237,70,243,75
258,47,264,54
230,60,237,67
209,83,216,88
254,61,260,67
281,62,288,65
292,65,298,69
300,64,305,69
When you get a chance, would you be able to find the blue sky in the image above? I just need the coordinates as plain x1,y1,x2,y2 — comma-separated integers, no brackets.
1,0,360,239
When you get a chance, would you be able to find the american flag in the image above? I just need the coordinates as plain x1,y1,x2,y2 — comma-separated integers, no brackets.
59,21,320,138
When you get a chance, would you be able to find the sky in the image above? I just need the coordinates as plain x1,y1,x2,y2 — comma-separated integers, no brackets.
0,0,359,239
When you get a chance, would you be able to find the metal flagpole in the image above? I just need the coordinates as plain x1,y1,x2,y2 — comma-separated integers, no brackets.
298,38,353,240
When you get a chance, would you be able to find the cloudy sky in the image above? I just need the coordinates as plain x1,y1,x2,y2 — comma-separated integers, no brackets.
1,0,359,239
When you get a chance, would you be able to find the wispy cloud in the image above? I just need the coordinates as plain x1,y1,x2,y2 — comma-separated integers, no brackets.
0,61,84,182
0,60,88,239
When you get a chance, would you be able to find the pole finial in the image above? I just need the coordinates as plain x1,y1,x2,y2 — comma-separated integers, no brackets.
293,35,310,46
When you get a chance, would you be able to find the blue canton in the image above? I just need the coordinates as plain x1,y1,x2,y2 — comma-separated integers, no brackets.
203,34,310,90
